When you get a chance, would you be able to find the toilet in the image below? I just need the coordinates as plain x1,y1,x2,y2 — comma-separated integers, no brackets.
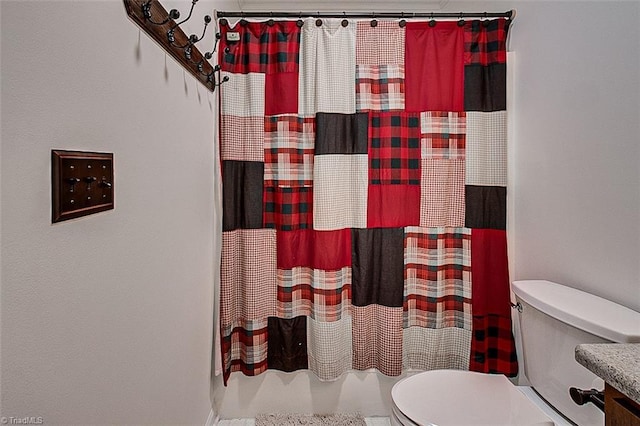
391,280,640,426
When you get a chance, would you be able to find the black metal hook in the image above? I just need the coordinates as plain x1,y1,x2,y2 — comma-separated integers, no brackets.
171,0,198,29
141,0,180,25
166,0,199,43
429,12,436,27
297,12,304,28
370,12,377,28
399,12,406,28
204,31,222,60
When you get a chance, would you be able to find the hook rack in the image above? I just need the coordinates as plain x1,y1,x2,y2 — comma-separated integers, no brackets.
123,0,224,92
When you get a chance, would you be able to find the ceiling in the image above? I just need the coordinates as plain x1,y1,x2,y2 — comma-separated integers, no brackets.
218,0,452,12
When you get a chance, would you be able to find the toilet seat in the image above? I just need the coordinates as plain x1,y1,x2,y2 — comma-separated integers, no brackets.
391,370,554,426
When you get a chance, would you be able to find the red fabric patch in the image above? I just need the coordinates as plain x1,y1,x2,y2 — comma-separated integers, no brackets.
469,314,518,377
464,19,509,66
470,229,510,317
265,72,299,115
263,186,313,231
367,184,420,228
219,21,300,74
277,229,352,270
368,112,421,185
405,22,464,112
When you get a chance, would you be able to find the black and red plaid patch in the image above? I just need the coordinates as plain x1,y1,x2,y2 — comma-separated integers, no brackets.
464,19,510,66
369,112,421,185
264,186,313,231
469,314,518,377
220,20,301,74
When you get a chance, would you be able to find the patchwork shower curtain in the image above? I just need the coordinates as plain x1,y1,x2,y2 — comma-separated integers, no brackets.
218,17,516,384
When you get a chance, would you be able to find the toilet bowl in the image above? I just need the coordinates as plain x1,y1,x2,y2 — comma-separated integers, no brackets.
392,370,554,425
391,280,640,426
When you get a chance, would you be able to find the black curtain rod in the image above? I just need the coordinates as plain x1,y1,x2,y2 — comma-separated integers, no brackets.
216,10,515,20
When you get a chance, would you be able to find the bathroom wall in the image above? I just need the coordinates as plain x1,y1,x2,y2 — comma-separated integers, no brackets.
504,0,640,313
212,0,640,419
1,1,217,423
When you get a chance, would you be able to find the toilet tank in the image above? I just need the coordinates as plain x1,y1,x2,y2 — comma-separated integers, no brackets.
512,280,640,426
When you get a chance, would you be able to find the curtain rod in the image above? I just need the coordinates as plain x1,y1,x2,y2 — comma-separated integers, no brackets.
216,10,515,20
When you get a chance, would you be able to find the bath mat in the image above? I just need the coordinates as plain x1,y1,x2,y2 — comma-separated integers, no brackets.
255,413,366,426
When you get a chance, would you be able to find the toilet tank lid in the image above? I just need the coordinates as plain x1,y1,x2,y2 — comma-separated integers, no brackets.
512,280,640,343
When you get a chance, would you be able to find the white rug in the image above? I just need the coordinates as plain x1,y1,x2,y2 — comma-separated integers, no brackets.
255,413,367,426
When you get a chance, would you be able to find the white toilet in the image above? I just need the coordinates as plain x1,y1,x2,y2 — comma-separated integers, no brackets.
391,280,640,426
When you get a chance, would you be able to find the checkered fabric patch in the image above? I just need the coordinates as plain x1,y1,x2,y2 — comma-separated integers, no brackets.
299,18,356,115
221,72,265,117
404,226,472,329
220,229,277,328
356,65,405,112
221,318,269,382
469,314,518,377
277,267,352,322
369,113,421,185
356,21,405,65
420,159,466,228
263,186,313,231
220,115,264,162
220,20,301,74
403,326,472,371
464,19,509,66
313,155,368,230
466,111,507,186
420,112,466,159
352,304,403,377
264,115,315,187
307,315,353,381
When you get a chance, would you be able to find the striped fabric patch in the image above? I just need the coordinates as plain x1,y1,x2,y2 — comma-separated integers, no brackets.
356,65,405,112
403,226,472,330
420,111,466,159
277,266,352,322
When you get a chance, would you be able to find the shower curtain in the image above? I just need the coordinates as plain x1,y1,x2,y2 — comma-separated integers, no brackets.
218,16,516,384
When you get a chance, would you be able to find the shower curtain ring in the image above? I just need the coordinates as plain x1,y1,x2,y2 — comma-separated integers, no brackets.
341,11,348,27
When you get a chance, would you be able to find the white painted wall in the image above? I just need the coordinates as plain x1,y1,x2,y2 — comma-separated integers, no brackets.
505,0,640,312
212,0,640,419
1,1,217,423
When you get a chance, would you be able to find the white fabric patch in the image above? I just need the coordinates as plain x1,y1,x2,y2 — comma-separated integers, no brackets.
307,315,353,381
466,111,507,186
403,326,471,371
313,154,368,230
220,72,265,117
298,18,356,116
